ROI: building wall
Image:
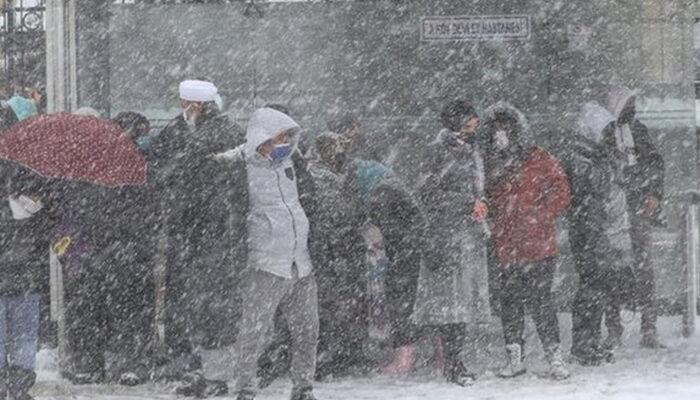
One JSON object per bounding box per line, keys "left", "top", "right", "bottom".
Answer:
{"left": 75, "top": 0, "right": 697, "bottom": 307}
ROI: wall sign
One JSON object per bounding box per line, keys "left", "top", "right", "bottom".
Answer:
{"left": 421, "top": 15, "right": 531, "bottom": 42}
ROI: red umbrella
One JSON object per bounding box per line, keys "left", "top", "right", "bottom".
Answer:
{"left": 0, "top": 112, "right": 146, "bottom": 187}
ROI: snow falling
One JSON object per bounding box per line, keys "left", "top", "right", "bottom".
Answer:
{"left": 0, "top": 0, "right": 698, "bottom": 399}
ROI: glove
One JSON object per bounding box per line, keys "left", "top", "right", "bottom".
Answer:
{"left": 52, "top": 236, "right": 72, "bottom": 257}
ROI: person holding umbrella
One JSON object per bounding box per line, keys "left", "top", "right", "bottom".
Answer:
{"left": 0, "top": 111, "right": 152, "bottom": 386}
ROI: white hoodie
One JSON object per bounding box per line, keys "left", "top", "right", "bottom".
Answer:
{"left": 242, "top": 108, "right": 313, "bottom": 279}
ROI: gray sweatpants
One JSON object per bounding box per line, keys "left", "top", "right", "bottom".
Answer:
{"left": 233, "top": 269, "right": 319, "bottom": 394}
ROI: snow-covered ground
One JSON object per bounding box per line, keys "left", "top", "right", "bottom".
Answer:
{"left": 32, "top": 313, "right": 700, "bottom": 399}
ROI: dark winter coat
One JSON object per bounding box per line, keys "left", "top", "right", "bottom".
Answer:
{"left": 562, "top": 103, "right": 632, "bottom": 265}
{"left": 601, "top": 119, "right": 664, "bottom": 214}
{"left": 0, "top": 197, "right": 54, "bottom": 296}
{"left": 412, "top": 129, "right": 491, "bottom": 325}
{"left": 340, "top": 159, "right": 426, "bottom": 264}
{"left": 151, "top": 109, "right": 245, "bottom": 246}
{"left": 53, "top": 181, "right": 156, "bottom": 267}
{"left": 307, "top": 160, "right": 365, "bottom": 276}
{"left": 307, "top": 159, "right": 367, "bottom": 360}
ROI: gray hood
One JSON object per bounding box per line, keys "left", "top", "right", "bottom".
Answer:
{"left": 245, "top": 107, "right": 302, "bottom": 156}
{"left": 576, "top": 102, "right": 615, "bottom": 144}
{"left": 606, "top": 85, "right": 638, "bottom": 120}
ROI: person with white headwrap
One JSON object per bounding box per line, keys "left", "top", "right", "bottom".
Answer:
{"left": 149, "top": 79, "right": 244, "bottom": 397}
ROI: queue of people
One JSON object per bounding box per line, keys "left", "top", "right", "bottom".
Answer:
{"left": 0, "top": 79, "right": 667, "bottom": 400}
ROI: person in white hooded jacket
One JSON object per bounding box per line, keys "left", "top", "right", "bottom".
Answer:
{"left": 216, "top": 107, "right": 319, "bottom": 400}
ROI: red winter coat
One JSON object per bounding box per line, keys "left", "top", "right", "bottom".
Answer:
{"left": 488, "top": 147, "right": 571, "bottom": 266}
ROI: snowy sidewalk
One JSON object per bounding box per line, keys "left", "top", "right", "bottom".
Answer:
{"left": 32, "top": 314, "right": 700, "bottom": 400}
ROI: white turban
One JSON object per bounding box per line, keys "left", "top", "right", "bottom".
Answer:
{"left": 179, "top": 80, "right": 217, "bottom": 102}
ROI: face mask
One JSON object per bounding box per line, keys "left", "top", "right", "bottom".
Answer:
{"left": 136, "top": 135, "right": 152, "bottom": 151}
{"left": 8, "top": 195, "right": 44, "bottom": 220}
{"left": 183, "top": 104, "right": 197, "bottom": 129}
{"left": 269, "top": 143, "right": 293, "bottom": 162}
{"left": 494, "top": 130, "right": 510, "bottom": 150}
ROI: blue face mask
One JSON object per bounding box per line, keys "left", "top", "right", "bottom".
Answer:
{"left": 136, "top": 135, "right": 152, "bottom": 151}
{"left": 269, "top": 143, "right": 293, "bottom": 161}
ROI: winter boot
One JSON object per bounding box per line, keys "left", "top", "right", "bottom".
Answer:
{"left": 428, "top": 335, "right": 446, "bottom": 372}
{"left": 8, "top": 367, "right": 36, "bottom": 400}
{"left": 640, "top": 332, "right": 667, "bottom": 350}
{"left": 69, "top": 370, "right": 104, "bottom": 385}
{"left": 258, "top": 350, "right": 290, "bottom": 388}
{"left": 175, "top": 372, "right": 204, "bottom": 397}
{"left": 0, "top": 367, "right": 8, "bottom": 400}
{"left": 602, "top": 333, "right": 623, "bottom": 351}
{"left": 175, "top": 372, "right": 228, "bottom": 398}
{"left": 444, "top": 360, "right": 476, "bottom": 387}
{"left": 544, "top": 345, "right": 570, "bottom": 380}
{"left": 381, "top": 345, "right": 416, "bottom": 375}
{"left": 201, "top": 379, "right": 229, "bottom": 398}
{"left": 571, "top": 344, "right": 606, "bottom": 367}
{"left": 236, "top": 390, "right": 256, "bottom": 400}
{"left": 290, "top": 386, "right": 317, "bottom": 400}
{"left": 497, "top": 344, "right": 526, "bottom": 378}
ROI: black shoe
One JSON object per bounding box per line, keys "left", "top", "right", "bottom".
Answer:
{"left": 236, "top": 390, "right": 256, "bottom": 400}
{"left": 640, "top": 333, "right": 667, "bottom": 350}
{"left": 8, "top": 367, "right": 37, "bottom": 400}
{"left": 176, "top": 372, "right": 228, "bottom": 398}
{"left": 69, "top": 370, "right": 105, "bottom": 385}
{"left": 445, "top": 361, "right": 476, "bottom": 387}
{"left": 0, "top": 367, "right": 8, "bottom": 400}
{"left": 571, "top": 351, "right": 602, "bottom": 367}
{"left": 201, "top": 379, "right": 228, "bottom": 398}
{"left": 257, "top": 359, "right": 288, "bottom": 389}
{"left": 175, "top": 373, "right": 204, "bottom": 397}
{"left": 291, "top": 386, "right": 317, "bottom": 400}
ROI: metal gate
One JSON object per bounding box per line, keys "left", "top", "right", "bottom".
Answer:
{"left": 0, "top": 0, "right": 45, "bottom": 98}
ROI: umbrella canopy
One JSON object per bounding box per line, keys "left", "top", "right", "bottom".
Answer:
{"left": 0, "top": 112, "right": 146, "bottom": 187}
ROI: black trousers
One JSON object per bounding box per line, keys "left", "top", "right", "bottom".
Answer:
{"left": 499, "top": 258, "right": 560, "bottom": 349}
{"left": 605, "top": 215, "right": 656, "bottom": 337}
{"left": 624, "top": 215, "right": 658, "bottom": 334}
{"left": 64, "top": 241, "right": 155, "bottom": 377}
{"left": 570, "top": 243, "right": 625, "bottom": 357}
{"left": 315, "top": 255, "right": 369, "bottom": 373}
{"left": 164, "top": 230, "right": 238, "bottom": 358}
{"left": 163, "top": 233, "right": 195, "bottom": 356}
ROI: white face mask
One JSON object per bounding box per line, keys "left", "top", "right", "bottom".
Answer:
{"left": 8, "top": 195, "right": 44, "bottom": 220}
{"left": 183, "top": 104, "right": 197, "bottom": 129}
{"left": 494, "top": 130, "right": 510, "bottom": 150}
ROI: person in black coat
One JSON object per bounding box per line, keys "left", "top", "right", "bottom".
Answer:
{"left": 342, "top": 158, "right": 425, "bottom": 375}
{"left": 149, "top": 80, "right": 244, "bottom": 391}
{"left": 0, "top": 166, "right": 55, "bottom": 400}
{"left": 561, "top": 102, "right": 633, "bottom": 365}
{"left": 57, "top": 178, "right": 157, "bottom": 386}
{"left": 601, "top": 86, "right": 665, "bottom": 349}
